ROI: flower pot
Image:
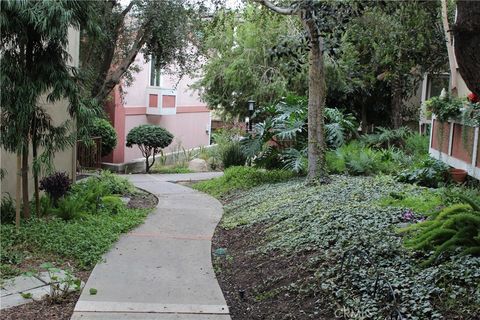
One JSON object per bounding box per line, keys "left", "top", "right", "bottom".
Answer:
{"left": 449, "top": 168, "right": 468, "bottom": 183}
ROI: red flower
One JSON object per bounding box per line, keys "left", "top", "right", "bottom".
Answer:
{"left": 468, "top": 92, "right": 479, "bottom": 103}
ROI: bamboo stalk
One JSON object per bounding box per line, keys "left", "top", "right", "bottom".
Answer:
{"left": 15, "top": 152, "right": 21, "bottom": 229}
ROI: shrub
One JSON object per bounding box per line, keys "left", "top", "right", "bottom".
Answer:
{"left": 71, "top": 171, "right": 134, "bottom": 213}
{"left": 362, "top": 126, "right": 411, "bottom": 149}
{"left": 126, "top": 125, "right": 173, "bottom": 173}
{"left": 51, "top": 196, "right": 83, "bottom": 221}
{"left": 221, "top": 142, "right": 246, "bottom": 168}
{"left": 31, "top": 195, "right": 52, "bottom": 217}
{"left": 396, "top": 157, "right": 449, "bottom": 188}
{"left": 100, "top": 196, "right": 125, "bottom": 215}
{"left": 404, "top": 133, "right": 429, "bottom": 157}
{"left": 326, "top": 141, "right": 400, "bottom": 176}
{"left": 39, "top": 172, "right": 71, "bottom": 205}
{"left": 87, "top": 118, "right": 117, "bottom": 157}
{"left": 400, "top": 194, "right": 480, "bottom": 266}
{"left": 193, "top": 166, "right": 295, "bottom": 197}
{"left": 1, "top": 194, "right": 15, "bottom": 224}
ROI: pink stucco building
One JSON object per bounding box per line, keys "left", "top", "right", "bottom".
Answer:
{"left": 104, "top": 54, "right": 211, "bottom": 164}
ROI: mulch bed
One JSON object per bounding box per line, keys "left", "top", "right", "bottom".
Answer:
{"left": 0, "top": 292, "right": 80, "bottom": 320}
{"left": 212, "top": 223, "right": 333, "bottom": 320}
{"left": 127, "top": 189, "right": 158, "bottom": 209}
{"left": 1, "top": 187, "right": 157, "bottom": 320}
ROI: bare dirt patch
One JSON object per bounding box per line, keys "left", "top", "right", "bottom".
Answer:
{"left": 212, "top": 223, "right": 333, "bottom": 320}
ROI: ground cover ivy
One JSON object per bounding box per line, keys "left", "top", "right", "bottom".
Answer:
{"left": 219, "top": 175, "right": 480, "bottom": 319}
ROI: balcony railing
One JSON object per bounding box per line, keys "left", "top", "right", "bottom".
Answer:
{"left": 429, "top": 115, "right": 480, "bottom": 179}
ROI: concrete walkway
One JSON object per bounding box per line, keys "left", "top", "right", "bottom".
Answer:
{"left": 71, "top": 173, "right": 230, "bottom": 320}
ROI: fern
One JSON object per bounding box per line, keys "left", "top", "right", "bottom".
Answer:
{"left": 401, "top": 195, "right": 480, "bottom": 266}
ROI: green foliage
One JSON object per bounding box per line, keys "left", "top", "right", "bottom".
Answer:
{"left": 126, "top": 125, "right": 173, "bottom": 151}
{"left": 193, "top": 166, "right": 295, "bottom": 198}
{"left": 379, "top": 190, "right": 443, "bottom": 215}
{"left": 326, "top": 141, "right": 400, "bottom": 176}
{"left": 87, "top": 118, "right": 117, "bottom": 156}
{"left": 397, "top": 157, "right": 449, "bottom": 188}
{"left": 71, "top": 171, "right": 134, "bottom": 213}
{"left": 81, "top": 0, "right": 205, "bottom": 103}
{"left": 151, "top": 165, "right": 193, "bottom": 174}
{"left": 0, "top": 0, "right": 95, "bottom": 175}
{"left": 425, "top": 95, "right": 464, "bottom": 122}
{"left": 1, "top": 209, "right": 148, "bottom": 268}
{"left": 242, "top": 95, "right": 357, "bottom": 173}
{"left": 211, "top": 127, "right": 245, "bottom": 169}
{"left": 195, "top": 5, "right": 307, "bottom": 116}
{"left": 218, "top": 175, "right": 480, "bottom": 318}
{"left": 100, "top": 196, "right": 125, "bottom": 215}
{"left": 324, "top": 108, "right": 358, "bottom": 149}
{"left": 1, "top": 194, "right": 15, "bottom": 224}
{"left": 338, "top": 1, "right": 446, "bottom": 125}
{"left": 404, "top": 133, "right": 429, "bottom": 157}
{"left": 362, "top": 127, "right": 411, "bottom": 149}
{"left": 51, "top": 196, "right": 83, "bottom": 221}
{"left": 126, "top": 125, "right": 173, "bottom": 173}
{"left": 39, "top": 262, "right": 82, "bottom": 301}
{"left": 400, "top": 194, "right": 480, "bottom": 266}
{"left": 1, "top": 171, "right": 147, "bottom": 274}
{"left": 221, "top": 142, "right": 246, "bottom": 169}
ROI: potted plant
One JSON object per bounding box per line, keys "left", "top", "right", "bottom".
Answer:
{"left": 425, "top": 90, "right": 463, "bottom": 122}
{"left": 449, "top": 168, "right": 468, "bottom": 183}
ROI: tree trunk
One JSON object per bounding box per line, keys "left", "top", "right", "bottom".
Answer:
{"left": 441, "top": 0, "right": 458, "bottom": 96}
{"left": 32, "top": 137, "right": 40, "bottom": 216}
{"left": 361, "top": 104, "right": 367, "bottom": 133}
{"left": 145, "top": 155, "right": 150, "bottom": 173}
{"left": 21, "top": 145, "right": 30, "bottom": 219}
{"left": 391, "top": 80, "right": 403, "bottom": 129}
{"left": 16, "top": 153, "right": 22, "bottom": 229}
{"left": 454, "top": 1, "right": 480, "bottom": 96}
{"left": 303, "top": 16, "right": 328, "bottom": 184}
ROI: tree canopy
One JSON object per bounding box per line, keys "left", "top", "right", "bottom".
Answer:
{"left": 80, "top": 0, "right": 207, "bottom": 104}
{"left": 0, "top": 0, "right": 95, "bottom": 220}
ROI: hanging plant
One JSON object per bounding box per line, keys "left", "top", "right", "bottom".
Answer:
{"left": 425, "top": 93, "right": 463, "bottom": 123}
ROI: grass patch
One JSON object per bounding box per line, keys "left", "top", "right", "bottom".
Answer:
{"left": 192, "top": 166, "right": 295, "bottom": 198}
{"left": 150, "top": 165, "right": 193, "bottom": 174}
{"left": 378, "top": 189, "right": 443, "bottom": 215}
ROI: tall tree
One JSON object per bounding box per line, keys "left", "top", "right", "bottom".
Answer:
{"left": 453, "top": 0, "right": 480, "bottom": 96}
{"left": 80, "top": 0, "right": 206, "bottom": 104}
{"left": 254, "top": 0, "right": 361, "bottom": 183}
{"left": 0, "top": 0, "right": 92, "bottom": 219}
{"left": 194, "top": 6, "right": 308, "bottom": 117}
{"left": 338, "top": 1, "right": 447, "bottom": 128}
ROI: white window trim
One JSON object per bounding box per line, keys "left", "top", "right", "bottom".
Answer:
{"left": 148, "top": 55, "right": 163, "bottom": 88}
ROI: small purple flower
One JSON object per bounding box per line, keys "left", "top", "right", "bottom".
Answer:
{"left": 400, "top": 209, "right": 426, "bottom": 223}
{"left": 401, "top": 209, "right": 416, "bottom": 222}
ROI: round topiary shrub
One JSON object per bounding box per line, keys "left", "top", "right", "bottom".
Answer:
{"left": 126, "top": 125, "right": 174, "bottom": 173}
{"left": 88, "top": 118, "right": 117, "bottom": 157}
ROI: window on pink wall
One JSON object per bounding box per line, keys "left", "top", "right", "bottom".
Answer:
{"left": 149, "top": 94, "right": 158, "bottom": 108}
{"left": 162, "top": 95, "right": 176, "bottom": 108}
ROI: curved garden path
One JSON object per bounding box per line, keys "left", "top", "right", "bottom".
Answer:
{"left": 71, "top": 172, "right": 230, "bottom": 320}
